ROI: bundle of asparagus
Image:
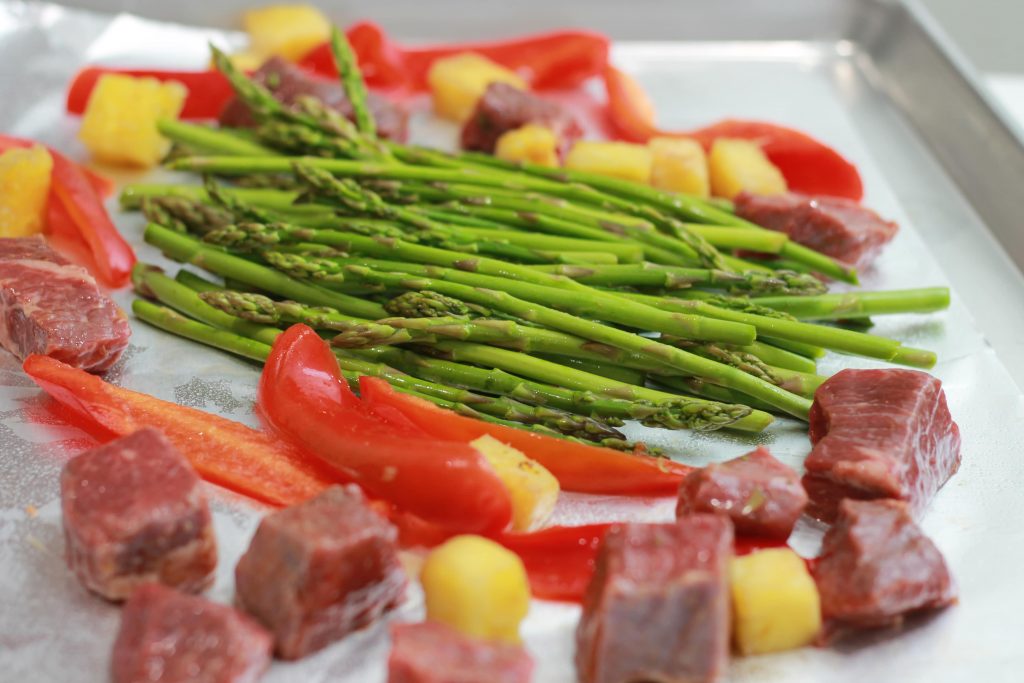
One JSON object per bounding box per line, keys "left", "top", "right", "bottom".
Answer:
{"left": 124, "top": 29, "right": 951, "bottom": 453}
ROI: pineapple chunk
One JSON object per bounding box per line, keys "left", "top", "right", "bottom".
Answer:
{"left": 427, "top": 53, "right": 526, "bottom": 123}
{"left": 471, "top": 434, "right": 559, "bottom": 531}
{"left": 708, "top": 138, "right": 787, "bottom": 199}
{"left": 730, "top": 548, "right": 821, "bottom": 655}
{"left": 78, "top": 74, "right": 187, "bottom": 169}
{"left": 421, "top": 535, "right": 530, "bottom": 643}
{"left": 0, "top": 146, "right": 53, "bottom": 237}
{"left": 565, "top": 141, "right": 652, "bottom": 184}
{"left": 648, "top": 136, "right": 710, "bottom": 197}
{"left": 494, "top": 124, "right": 560, "bottom": 168}
{"left": 243, "top": 4, "right": 331, "bottom": 61}
{"left": 216, "top": 49, "right": 267, "bottom": 72}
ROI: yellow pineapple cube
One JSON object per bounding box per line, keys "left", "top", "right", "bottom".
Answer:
{"left": 471, "top": 434, "right": 559, "bottom": 531}
{"left": 494, "top": 124, "right": 560, "bottom": 168}
{"left": 243, "top": 4, "right": 331, "bottom": 61}
{"left": 730, "top": 548, "right": 821, "bottom": 655}
{"left": 420, "top": 535, "right": 530, "bottom": 643}
{"left": 78, "top": 74, "right": 187, "bottom": 169}
{"left": 0, "top": 146, "right": 53, "bottom": 237}
{"left": 216, "top": 49, "right": 267, "bottom": 72}
{"left": 565, "top": 141, "right": 652, "bottom": 184}
{"left": 708, "top": 138, "right": 787, "bottom": 199}
{"left": 648, "top": 136, "right": 710, "bottom": 197}
{"left": 427, "top": 52, "right": 526, "bottom": 123}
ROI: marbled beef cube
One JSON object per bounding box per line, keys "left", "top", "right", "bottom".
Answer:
{"left": 460, "top": 82, "right": 583, "bottom": 154}
{"left": 112, "top": 582, "right": 272, "bottom": 683}
{"left": 735, "top": 191, "right": 898, "bottom": 271}
{"left": 575, "top": 515, "right": 733, "bottom": 683}
{"left": 803, "top": 368, "right": 961, "bottom": 521}
{"left": 677, "top": 446, "right": 807, "bottom": 539}
{"left": 235, "top": 484, "right": 406, "bottom": 659}
{"left": 388, "top": 621, "right": 534, "bottom": 683}
{"left": 813, "top": 499, "right": 956, "bottom": 641}
{"left": 60, "top": 428, "right": 217, "bottom": 601}
{"left": 219, "top": 57, "right": 408, "bottom": 141}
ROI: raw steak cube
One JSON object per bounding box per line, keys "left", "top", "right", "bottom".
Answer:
{"left": 813, "top": 499, "right": 956, "bottom": 640}
{"left": 235, "top": 484, "right": 407, "bottom": 659}
{"left": 803, "top": 368, "right": 961, "bottom": 521}
{"left": 60, "top": 427, "right": 217, "bottom": 601}
{"left": 0, "top": 236, "right": 130, "bottom": 372}
{"left": 575, "top": 515, "right": 733, "bottom": 683}
{"left": 461, "top": 82, "right": 583, "bottom": 154}
{"left": 387, "top": 621, "right": 534, "bottom": 683}
{"left": 219, "top": 57, "right": 408, "bottom": 141}
{"left": 112, "top": 583, "right": 272, "bottom": 683}
{"left": 735, "top": 191, "right": 898, "bottom": 271}
{"left": 677, "top": 446, "right": 807, "bottom": 539}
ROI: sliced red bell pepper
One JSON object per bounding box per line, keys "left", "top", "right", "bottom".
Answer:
{"left": 602, "top": 66, "right": 864, "bottom": 200}
{"left": 22, "top": 354, "right": 337, "bottom": 507}
{"left": 258, "top": 324, "right": 513, "bottom": 534}
{"left": 357, "top": 376, "right": 691, "bottom": 495}
{"left": 66, "top": 67, "right": 235, "bottom": 120}
{"left": 500, "top": 523, "right": 611, "bottom": 602}
{"left": 298, "top": 21, "right": 610, "bottom": 92}
{"left": 0, "top": 134, "right": 134, "bottom": 286}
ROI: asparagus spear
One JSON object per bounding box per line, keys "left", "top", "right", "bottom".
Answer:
{"left": 262, "top": 250, "right": 757, "bottom": 345}
{"left": 752, "top": 288, "right": 951, "bottom": 320}
{"left": 329, "top": 27, "right": 376, "bottom": 138}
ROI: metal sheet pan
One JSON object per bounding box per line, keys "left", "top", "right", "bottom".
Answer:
{"left": 2, "top": 1, "right": 1023, "bottom": 681}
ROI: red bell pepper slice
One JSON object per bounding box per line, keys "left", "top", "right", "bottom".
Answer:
{"left": 357, "top": 376, "right": 691, "bottom": 495}
{"left": 602, "top": 66, "right": 864, "bottom": 200}
{"left": 500, "top": 523, "right": 611, "bottom": 602}
{"left": 66, "top": 67, "right": 235, "bottom": 120}
{"left": 298, "top": 21, "right": 610, "bottom": 92}
{"left": 258, "top": 324, "right": 513, "bottom": 534}
{"left": 22, "top": 354, "right": 337, "bottom": 507}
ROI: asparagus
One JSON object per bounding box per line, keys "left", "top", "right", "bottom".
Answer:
{"left": 682, "top": 224, "right": 789, "bottom": 254}
{"left": 144, "top": 223, "right": 387, "bottom": 320}
{"left": 530, "top": 263, "right": 827, "bottom": 296}
{"left": 330, "top": 28, "right": 376, "bottom": 138}
{"left": 339, "top": 264, "right": 810, "bottom": 418}
{"left": 752, "top": 288, "right": 951, "bottom": 320}
{"left": 156, "top": 119, "right": 276, "bottom": 156}
{"left": 263, "top": 251, "right": 757, "bottom": 345}
{"left": 195, "top": 290, "right": 770, "bottom": 432}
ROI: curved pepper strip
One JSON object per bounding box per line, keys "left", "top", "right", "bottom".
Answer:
{"left": 22, "top": 355, "right": 336, "bottom": 507}
{"left": 357, "top": 376, "right": 691, "bottom": 495}
{"left": 258, "top": 324, "right": 514, "bottom": 534}
{"left": 602, "top": 66, "right": 864, "bottom": 200}
{"left": 66, "top": 67, "right": 235, "bottom": 120}
{"left": 298, "top": 21, "right": 610, "bottom": 91}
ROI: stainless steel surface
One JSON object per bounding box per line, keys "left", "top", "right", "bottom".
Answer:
{"left": 2, "top": 1, "right": 1024, "bottom": 681}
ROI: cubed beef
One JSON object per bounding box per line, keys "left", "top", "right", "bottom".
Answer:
{"left": 60, "top": 428, "right": 217, "bottom": 601}
{"left": 575, "top": 515, "right": 733, "bottom": 683}
{"left": 112, "top": 583, "right": 272, "bottom": 683}
{"left": 803, "top": 368, "right": 961, "bottom": 521}
{"left": 460, "top": 82, "right": 583, "bottom": 154}
{"left": 813, "top": 499, "right": 956, "bottom": 640}
{"left": 219, "top": 56, "right": 408, "bottom": 141}
{"left": 677, "top": 446, "right": 807, "bottom": 539}
{"left": 1, "top": 236, "right": 130, "bottom": 372}
{"left": 388, "top": 621, "right": 534, "bottom": 683}
{"left": 735, "top": 192, "right": 898, "bottom": 271}
{"left": 235, "top": 484, "right": 406, "bottom": 659}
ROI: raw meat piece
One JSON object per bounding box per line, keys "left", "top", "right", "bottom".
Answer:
{"left": 219, "top": 56, "right": 408, "bottom": 141}
{"left": 575, "top": 515, "right": 733, "bottom": 683}
{"left": 735, "top": 191, "right": 898, "bottom": 270}
{"left": 387, "top": 621, "right": 534, "bottom": 683}
{"left": 813, "top": 499, "right": 956, "bottom": 639}
{"left": 235, "top": 484, "right": 407, "bottom": 659}
{"left": 804, "top": 368, "right": 961, "bottom": 521}
{"left": 60, "top": 427, "right": 217, "bottom": 601}
{"left": 460, "top": 82, "right": 583, "bottom": 154}
{"left": 112, "top": 582, "right": 272, "bottom": 683}
{"left": 677, "top": 446, "right": 807, "bottom": 539}
{"left": 0, "top": 236, "right": 130, "bottom": 372}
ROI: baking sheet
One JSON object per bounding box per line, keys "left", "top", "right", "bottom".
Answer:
{"left": 2, "top": 3, "right": 1024, "bottom": 682}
